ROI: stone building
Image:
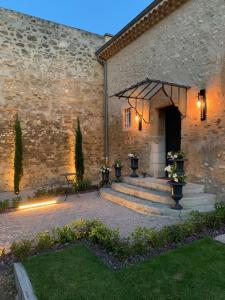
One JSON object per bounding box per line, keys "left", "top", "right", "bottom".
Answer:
{"left": 0, "top": 0, "right": 225, "bottom": 200}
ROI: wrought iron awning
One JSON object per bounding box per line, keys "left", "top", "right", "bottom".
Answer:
{"left": 111, "top": 78, "right": 190, "bottom": 124}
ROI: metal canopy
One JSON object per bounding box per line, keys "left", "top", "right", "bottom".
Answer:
{"left": 111, "top": 78, "right": 190, "bottom": 124}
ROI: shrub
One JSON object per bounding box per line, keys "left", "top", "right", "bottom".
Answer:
{"left": 35, "top": 231, "right": 54, "bottom": 251}
{"left": 113, "top": 237, "right": 131, "bottom": 260}
{"left": 88, "top": 221, "right": 121, "bottom": 251}
{"left": 11, "top": 239, "right": 32, "bottom": 260}
{"left": 69, "top": 219, "right": 90, "bottom": 239}
{"left": 12, "top": 197, "right": 21, "bottom": 209}
{"left": 14, "top": 114, "right": 23, "bottom": 194}
{"left": 52, "top": 226, "right": 75, "bottom": 244}
{"left": 190, "top": 211, "right": 206, "bottom": 233}
{"left": 0, "top": 200, "right": 9, "bottom": 212}
{"left": 215, "top": 202, "right": 225, "bottom": 225}
{"left": 75, "top": 118, "right": 84, "bottom": 183}
{"left": 74, "top": 179, "right": 92, "bottom": 192}
{"left": 33, "top": 186, "right": 69, "bottom": 199}
{"left": 159, "top": 224, "right": 192, "bottom": 244}
{"left": 131, "top": 227, "right": 152, "bottom": 253}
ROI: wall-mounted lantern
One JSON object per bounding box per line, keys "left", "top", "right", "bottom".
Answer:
{"left": 197, "top": 89, "right": 207, "bottom": 121}
{"left": 135, "top": 113, "right": 142, "bottom": 131}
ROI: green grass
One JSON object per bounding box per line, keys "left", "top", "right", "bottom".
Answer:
{"left": 24, "top": 238, "right": 225, "bottom": 300}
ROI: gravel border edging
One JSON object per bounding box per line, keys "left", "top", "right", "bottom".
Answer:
{"left": 14, "top": 263, "right": 37, "bottom": 300}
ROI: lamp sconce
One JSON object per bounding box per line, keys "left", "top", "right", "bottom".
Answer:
{"left": 135, "top": 113, "right": 142, "bottom": 131}
{"left": 197, "top": 89, "right": 207, "bottom": 121}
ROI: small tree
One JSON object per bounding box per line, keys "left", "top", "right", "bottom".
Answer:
{"left": 14, "top": 114, "right": 23, "bottom": 194}
{"left": 75, "top": 118, "right": 84, "bottom": 183}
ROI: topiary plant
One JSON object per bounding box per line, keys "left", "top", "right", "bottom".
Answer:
{"left": 75, "top": 118, "right": 84, "bottom": 183}
{"left": 14, "top": 114, "right": 23, "bottom": 194}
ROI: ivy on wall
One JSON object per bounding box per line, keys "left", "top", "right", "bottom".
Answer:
{"left": 14, "top": 114, "right": 23, "bottom": 194}
{"left": 75, "top": 118, "right": 84, "bottom": 183}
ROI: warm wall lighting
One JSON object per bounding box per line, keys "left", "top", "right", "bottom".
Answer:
{"left": 18, "top": 200, "right": 57, "bottom": 210}
{"left": 197, "top": 89, "right": 207, "bottom": 121}
{"left": 135, "top": 113, "right": 142, "bottom": 131}
{"left": 135, "top": 114, "right": 139, "bottom": 122}
{"left": 197, "top": 98, "right": 202, "bottom": 109}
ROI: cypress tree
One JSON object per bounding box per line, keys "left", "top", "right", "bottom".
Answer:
{"left": 75, "top": 118, "right": 84, "bottom": 183}
{"left": 14, "top": 115, "right": 23, "bottom": 194}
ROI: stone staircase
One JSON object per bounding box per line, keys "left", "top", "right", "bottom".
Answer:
{"left": 100, "top": 177, "right": 216, "bottom": 217}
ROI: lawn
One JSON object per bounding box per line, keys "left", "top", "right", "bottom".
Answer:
{"left": 24, "top": 238, "right": 225, "bottom": 300}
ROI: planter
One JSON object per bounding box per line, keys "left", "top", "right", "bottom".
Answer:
{"left": 101, "top": 170, "right": 110, "bottom": 188}
{"left": 114, "top": 166, "right": 122, "bottom": 182}
{"left": 168, "top": 159, "right": 186, "bottom": 176}
{"left": 130, "top": 158, "right": 139, "bottom": 178}
{"left": 169, "top": 182, "right": 186, "bottom": 210}
{"left": 174, "top": 159, "right": 186, "bottom": 176}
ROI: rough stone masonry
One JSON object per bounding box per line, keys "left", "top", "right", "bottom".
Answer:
{"left": 106, "top": 0, "right": 225, "bottom": 200}
{"left": 0, "top": 8, "right": 106, "bottom": 191}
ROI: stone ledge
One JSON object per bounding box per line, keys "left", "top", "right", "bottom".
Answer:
{"left": 215, "top": 234, "right": 225, "bottom": 244}
{"left": 14, "top": 263, "right": 38, "bottom": 300}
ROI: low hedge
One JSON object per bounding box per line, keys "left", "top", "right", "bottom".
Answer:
{"left": 0, "top": 197, "right": 21, "bottom": 213}
{"left": 8, "top": 202, "right": 225, "bottom": 261}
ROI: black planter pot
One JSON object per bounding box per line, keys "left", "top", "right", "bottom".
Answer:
{"left": 167, "top": 158, "right": 185, "bottom": 176}
{"left": 169, "top": 182, "right": 185, "bottom": 210}
{"left": 114, "top": 166, "right": 122, "bottom": 182}
{"left": 130, "top": 158, "right": 139, "bottom": 178}
{"left": 101, "top": 170, "right": 110, "bottom": 188}
{"left": 174, "top": 159, "right": 185, "bottom": 176}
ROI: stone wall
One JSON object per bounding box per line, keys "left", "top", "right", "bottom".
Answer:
{"left": 0, "top": 8, "right": 106, "bottom": 191}
{"left": 106, "top": 0, "right": 225, "bottom": 198}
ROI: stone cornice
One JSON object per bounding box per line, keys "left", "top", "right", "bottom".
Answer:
{"left": 96, "top": 0, "right": 190, "bottom": 60}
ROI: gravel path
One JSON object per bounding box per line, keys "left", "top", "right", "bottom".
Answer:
{"left": 0, "top": 191, "right": 179, "bottom": 249}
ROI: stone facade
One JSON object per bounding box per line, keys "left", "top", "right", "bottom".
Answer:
{"left": 0, "top": 8, "right": 105, "bottom": 191}
{"left": 106, "top": 0, "right": 225, "bottom": 199}
{"left": 1, "top": 0, "right": 225, "bottom": 199}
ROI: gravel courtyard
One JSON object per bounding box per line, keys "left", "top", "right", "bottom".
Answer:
{"left": 0, "top": 191, "right": 180, "bottom": 249}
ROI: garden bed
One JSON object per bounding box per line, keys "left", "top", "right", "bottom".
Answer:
{"left": 0, "top": 201, "right": 225, "bottom": 298}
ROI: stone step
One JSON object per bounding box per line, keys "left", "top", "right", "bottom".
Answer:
{"left": 189, "top": 204, "right": 215, "bottom": 213}
{"left": 112, "top": 182, "right": 174, "bottom": 206}
{"left": 123, "top": 176, "right": 205, "bottom": 195}
{"left": 112, "top": 182, "right": 216, "bottom": 208}
{"left": 181, "top": 194, "right": 216, "bottom": 208}
{"left": 100, "top": 188, "right": 216, "bottom": 217}
{"left": 100, "top": 188, "right": 180, "bottom": 217}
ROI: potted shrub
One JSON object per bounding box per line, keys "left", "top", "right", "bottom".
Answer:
{"left": 100, "top": 166, "right": 111, "bottom": 188}
{"left": 167, "top": 151, "right": 186, "bottom": 176}
{"left": 165, "top": 164, "right": 186, "bottom": 210}
{"left": 113, "top": 160, "right": 122, "bottom": 182}
{"left": 128, "top": 153, "right": 139, "bottom": 178}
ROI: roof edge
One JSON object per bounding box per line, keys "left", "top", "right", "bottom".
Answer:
{"left": 96, "top": 0, "right": 190, "bottom": 60}
{"left": 96, "top": 0, "right": 163, "bottom": 56}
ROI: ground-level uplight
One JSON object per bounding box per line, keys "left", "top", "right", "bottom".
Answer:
{"left": 18, "top": 200, "right": 57, "bottom": 210}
